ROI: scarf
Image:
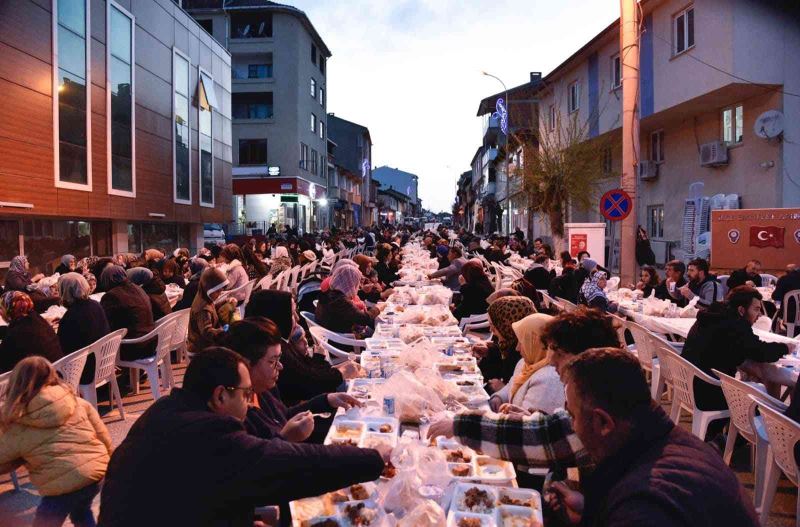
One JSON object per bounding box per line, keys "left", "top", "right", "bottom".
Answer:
{"left": 1, "top": 291, "right": 34, "bottom": 322}
{"left": 580, "top": 272, "right": 607, "bottom": 304}
{"left": 487, "top": 296, "right": 536, "bottom": 353}
{"left": 509, "top": 313, "right": 554, "bottom": 401}
{"left": 127, "top": 267, "right": 154, "bottom": 286}
{"left": 61, "top": 254, "right": 75, "bottom": 267}
{"left": 330, "top": 265, "right": 362, "bottom": 299}
{"left": 57, "top": 272, "right": 90, "bottom": 307}
{"left": 9, "top": 256, "right": 29, "bottom": 276}
{"left": 100, "top": 265, "right": 128, "bottom": 291}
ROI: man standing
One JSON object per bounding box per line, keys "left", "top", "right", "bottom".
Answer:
{"left": 675, "top": 258, "right": 722, "bottom": 308}
{"left": 654, "top": 259, "right": 688, "bottom": 306}
{"left": 547, "top": 348, "right": 759, "bottom": 527}
{"left": 428, "top": 247, "right": 467, "bottom": 291}
{"left": 726, "top": 259, "right": 763, "bottom": 290}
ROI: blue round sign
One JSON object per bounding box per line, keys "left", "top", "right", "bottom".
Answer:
{"left": 600, "top": 189, "right": 632, "bottom": 221}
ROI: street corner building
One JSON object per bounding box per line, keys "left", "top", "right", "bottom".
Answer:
{"left": 0, "top": 0, "right": 233, "bottom": 278}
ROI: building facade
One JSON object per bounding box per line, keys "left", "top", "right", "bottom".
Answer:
{"left": 377, "top": 187, "right": 412, "bottom": 225}
{"left": 371, "top": 166, "right": 421, "bottom": 219}
{"left": 327, "top": 114, "right": 373, "bottom": 228}
{"left": 0, "top": 0, "right": 232, "bottom": 278}
{"left": 184, "top": 0, "right": 330, "bottom": 234}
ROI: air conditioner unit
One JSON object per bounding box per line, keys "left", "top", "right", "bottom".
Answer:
{"left": 699, "top": 141, "right": 729, "bottom": 167}
{"left": 638, "top": 161, "right": 658, "bottom": 180}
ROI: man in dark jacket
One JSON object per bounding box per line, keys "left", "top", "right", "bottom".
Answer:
{"left": 774, "top": 265, "right": 800, "bottom": 335}
{"left": 654, "top": 259, "right": 688, "bottom": 306}
{"left": 726, "top": 259, "right": 763, "bottom": 290}
{"left": 98, "top": 347, "right": 385, "bottom": 527}
{"left": 546, "top": 348, "right": 759, "bottom": 527}
{"left": 549, "top": 260, "right": 580, "bottom": 305}
{"left": 675, "top": 258, "right": 722, "bottom": 308}
{"left": 681, "top": 286, "right": 788, "bottom": 411}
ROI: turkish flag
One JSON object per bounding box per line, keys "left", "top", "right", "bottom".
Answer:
{"left": 749, "top": 226, "right": 785, "bottom": 248}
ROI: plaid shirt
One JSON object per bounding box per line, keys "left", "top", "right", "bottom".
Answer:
{"left": 453, "top": 409, "right": 591, "bottom": 469}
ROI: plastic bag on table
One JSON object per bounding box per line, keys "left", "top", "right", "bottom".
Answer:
{"left": 414, "top": 367, "right": 468, "bottom": 403}
{"left": 679, "top": 296, "right": 700, "bottom": 318}
{"left": 753, "top": 315, "right": 772, "bottom": 333}
{"left": 397, "top": 500, "right": 446, "bottom": 527}
{"left": 398, "top": 342, "right": 439, "bottom": 372}
{"left": 372, "top": 370, "right": 445, "bottom": 424}
{"left": 382, "top": 457, "right": 423, "bottom": 515}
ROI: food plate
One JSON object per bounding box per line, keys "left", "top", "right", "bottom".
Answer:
{"left": 451, "top": 483, "right": 499, "bottom": 514}
{"left": 364, "top": 337, "right": 405, "bottom": 350}
{"left": 448, "top": 484, "right": 542, "bottom": 527}
{"left": 324, "top": 421, "right": 365, "bottom": 447}
{"left": 447, "top": 511, "right": 497, "bottom": 527}
{"left": 329, "top": 482, "right": 378, "bottom": 504}
{"left": 472, "top": 456, "right": 516, "bottom": 482}
{"left": 290, "top": 495, "right": 336, "bottom": 527}
{"left": 336, "top": 499, "right": 383, "bottom": 527}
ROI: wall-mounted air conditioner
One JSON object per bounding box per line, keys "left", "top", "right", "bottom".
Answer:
{"left": 638, "top": 161, "right": 658, "bottom": 180}
{"left": 700, "top": 141, "right": 728, "bottom": 167}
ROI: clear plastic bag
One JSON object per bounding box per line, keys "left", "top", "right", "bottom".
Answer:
{"left": 397, "top": 500, "right": 446, "bottom": 527}
{"left": 371, "top": 370, "right": 445, "bottom": 423}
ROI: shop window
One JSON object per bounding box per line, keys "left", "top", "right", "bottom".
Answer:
{"left": 0, "top": 220, "right": 21, "bottom": 283}
{"left": 22, "top": 220, "right": 91, "bottom": 274}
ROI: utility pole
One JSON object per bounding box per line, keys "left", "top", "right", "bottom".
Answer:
{"left": 620, "top": 0, "right": 640, "bottom": 285}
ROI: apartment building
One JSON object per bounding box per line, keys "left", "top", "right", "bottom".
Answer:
{"left": 327, "top": 115, "right": 374, "bottom": 228}
{"left": 372, "top": 166, "right": 421, "bottom": 219}
{"left": 532, "top": 0, "right": 799, "bottom": 263}
{"left": 0, "top": 0, "right": 232, "bottom": 277}
{"left": 184, "top": 0, "right": 330, "bottom": 234}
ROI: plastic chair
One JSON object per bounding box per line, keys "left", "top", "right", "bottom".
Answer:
{"left": 555, "top": 297, "right": 577, "bottom": 313}
{"left": 717, "top": 275, "right": 730, "bottom": 297}
{"left": 52, "top": 348, "right": 90, "bottom": 393}
{"left": 0, "top": 371, "right": 21, "bottom": 491}
{"left": 308, "top": 325, "right": 366, "bottom": 365}
{"left": 255, "top": 274, "right": 273, "bottom": 291}
{"left": 156, "top": 308, "right": 191, "bottom": 364}
{"left": 657, "top": 347, "right": 730, "bottom": 439}
{"left": 300, "top": 311, "right": 320, "bottom": 330}
{"left": 459, "top": 312, "right": 488, "bottom": 332}
{"left": 752, "top": 397, "right": 800, "bottom": 526}
{"left": 782, "top": 290, "right": 800, "bottom": 338}
{"left": 78, "top": 328, "right": 128, "bottom": 419}
{"left": 117, "top": 318, "right": 178, "bottom": 401}
{"left": 760, "top": 274, "right": 778, "bottom": 287}
{"left": 538, "top": 290, "right": 558, "bottom": 310}
{"left": 627, "top": 321, "right": 665, "bottom": 400}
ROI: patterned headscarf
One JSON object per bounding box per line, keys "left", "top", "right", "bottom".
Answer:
{"left": 330, "top": 265, "right": 362, "bottom": 299}
{"left": 487, "top": 296, "right": 536, "bottom": 352}
{"left": 509, "top": 313, "right": 554, "bottom": 401}
{"left": 1, "top": 291, "right": 34, "bottom": 322}
{"left": 580, "top": 272, "right": 607, "bottom": 304}
{"left": 100, "top": 265, "right": 128, "bottom": 291}
{"left": 9, "top": 256, "right": 28, "bottom": 275}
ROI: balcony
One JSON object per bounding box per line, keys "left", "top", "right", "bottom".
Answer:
{"left": 483, "top": 114, "right": 500, "bottom": 145}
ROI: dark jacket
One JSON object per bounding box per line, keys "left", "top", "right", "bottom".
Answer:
{"left": 549, "top": 269, "right": 580, "bottom": 305}
{"left": 453, "top": 282, "right": 492, "bottom": 321}
{"left": 277, "top": 340, "right": 344, "bottom": 408}
{"left": 98, "top": 388, "right": 384, "bottom": 527}
{"left": 375, "top": 261, "right": 399, "bottom": 288}
{"left": 653, "top": 276, "right": 688, "bottom": 306}
{"left": 244, "top": 389, "right": 333, "bottom": 441}
{"left": 315, "top": 289, "right": 374, "bottom": 334}
{"left": 188, "top": 296, "right": 225, "bottom": 356}
{"left": 101, "top": 282, "right": 157, "bottom": 361}
{"left": 174, "top": 275, "right": 200, "bottom": 311}
{"left": 477, "top": 339, "right": 520, "bottom": 389}
{"left": 774, "top": 269, "right": 800, "bottom": 332}
{"left": 581, "top": 404, "right": 758, "bottom": 527}
{"left": 141, "top": 276, "right": 172, "bottom": 321}
{"left": 0, "top": 312, "right": 63, "bottom": 374}
{"left": 54, "top": 263, "right": 73, "bottom": 275}
{"left": 524, "top": 266, "right": 555, "bottom": 291}
{"left": 681, "top": 308, "right": 787, "bottom": 410}
{"left": 726, "top": 269, "right": 762, "bottom": 290}
{"left": 57, "top": 298, "right": 111, "bottom": 384}
{"left": 3, "top": 269, "right": 32, "bottom": 292}
{"left": 162, "top": 274, "right": 186, "bottom": 289}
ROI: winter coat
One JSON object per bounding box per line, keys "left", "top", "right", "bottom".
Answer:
{"left": 225, "top": 260, "right": 250, "bottom": 303}
{"left": 549, "top": 269, "right": 580, "bottom": 305}
{"left": 100, "top": 282, "right": 157, "bottom": 361}
{"left": 375, "top": 261, "right": 399, "bottom": 288}
{"left": 277, "top": 339, "right": 344, "bottom": 408}
{"left": 174, "top": 275, "right": 200, "bottom": 311}
{"left": 682, "top": 308, "right": 788, "bottom": 410}
{"left": 453, "top": 282, "right": 492, "bottom": 321}
{"left": 0, "top": 312, "right": 63, "bottom": 374}
{"left": 0, "top": 384, "right": 112, "bottom": 496}
{"left": 315, "top": 289, "right": 374, "bottom": 334}
{"left": 141, "top": 276, "right": 172, "bottom": 321}
{"left": 58, "top": 298, "right": 110, "bottom": 384}
{"left": 244, "top": 389, "right": 333, "bottom": 442}
{"left": 726, "top": 269, "right": 763, "bottom": 290}
{"left": 188, "top": 296, "right": 225, "bottom": 355}
{"left": 654, "top": 276, "right": 688, "bottom": 306}
{"left": 581, "top": 404, "right": 758, "bottom": 527}
{"left": 97, "top": 388, "right": 384, "bottom": 527}
{"left": 492, "top": 362, "right": 564, "bottom": 414}
{"left": 428, "top": 257, "right": 467, "bottom": 291}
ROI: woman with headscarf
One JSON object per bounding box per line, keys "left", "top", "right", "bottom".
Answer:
{"left": 4, "top": 256, "right": 45, "bottom": 294}
{"left": 245, "top": 290, "right": 361, "bottom": 407}
{"left": 487, "top": 313, "right": 563, "bottom": 414}
{"left": 54, "top": 254, "right": 77, "bottom": 276}
{"left": 578, "top": 271, "right": 618, "bottom": 313}
{"left": 174, "top": 257, "right": 208, "bottom": 311}
{"left": 353, "top": 254, "right": 383, "bottom": 303}
{"left": 473, "top": 296, "right": 536, "bottom": 394}
{"left": 374, "top": 243, "right": 399, "bottom": 288}
{"left": 241, "top": 244, "right": 268, "bottom": 281}
{"left": 452, "top": 259, "right": 495, "bottom": 321}
{"left": 100, "top": 265, "right": 157, "bottom": 361}
{"left": 160, "top": 259, "right": 186, "bottom": 289}
{"left": 187, "top": 268, "right": 232, "bottom": 356}
{"left": 268, "top": 246, "right": 293, "bottom": 278}
{"left": 315, "top": 265, "right": 375, "bottom": 334}
{"left": 127, "top": 267, "right": 172, "bottom": 321}
{"left": 57, "top": 273, "right": 110, "bottom": 385}
{"left": 217, "top": 244, "right": 250, "bottom": 304}
{"left": 0, "top": 291, "right": 62, "bottom": 373}
{"left": 435, "top": 245, "right": 450, "bottom": 270}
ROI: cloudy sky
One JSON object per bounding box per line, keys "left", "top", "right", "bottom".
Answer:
{"left": 291, "top": 0, "right": 619, "bottom": 213}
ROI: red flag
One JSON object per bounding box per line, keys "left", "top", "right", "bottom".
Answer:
{"left": 749, "top": 226, "right": 785, "bottom": 248}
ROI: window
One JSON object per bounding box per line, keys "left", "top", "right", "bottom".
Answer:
{"left": 548, "top": 104, "right": 556, "bottom": 131}
{"left": 611, "top": 53, "right": 621, "bottom": 89}
{"left": 603, "top": 147, "right": 612, "bottom": 175}
{"left": 54, "top": 0, "right": 91, "bottom": 190}
{"left": 198, "top": 68, "right": 216, "bottom": 206}
{"left": 248, "top": 64, "right": 273, "bottom": 79}
{"left": 673, "top": 6, "right": 695, "bottom": 55}
{"left": 310, "top": 113, "right": 317, "bottom": 133}
{"left": 173, "top": 49, "right": 191, "bottom": 203}
{"left": 310, "top": 78, "right": 316, "bottom": 98}
{"left": 319, "top": 86, "right": 324, "bottom": 106}
{"left": 647, "top": 205, "right": 665, "bottom": 238}
{"left": 319, "top": 56, "right": 326, "bottom": 75}
{"left": 232, "top": 92, "right": 273, "bottom": 119}
{"left": 310, "top": 149, "right": 318, "bottom": 175}
{"left": 319, "top": 120, "right": 325, "bottom": 140}
{"left": 300, "top": 143, "right": 309, "bottom": 170}
{"left": 198, "top": 19, "right": 213, "bottom": 35}
{"left": 108, "top": 2, "right": 134, "bottom": 196}
{"left": 568, "top": 82, "right": 580, "bottom": 113}
{"left": 238, "top": 139, "right": 267, "bottom": 166}
{"left": 311, "top": 44, "right": 317, "bottom": 64}
{"left": 722, "top": 105, "right": 743, "bottom": 144}
{"left": 650, "top": 130, "right": 664, "bottom": 162}
{"left": 231, "top": 12, "right": 272, "bottom": 38}
{"left": 22, "top": 220, "right": 91, "bottom": 274}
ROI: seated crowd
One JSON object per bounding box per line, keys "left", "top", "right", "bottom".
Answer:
{"left": 0, "top": 222, "right": 798, "bottom": 527}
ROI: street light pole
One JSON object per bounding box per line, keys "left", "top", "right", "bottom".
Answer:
{"left": 620, "top": 0, "right": 640, "bottom": 285}
{"left": 482, "top": 71, "right": 509, "bottom": 236}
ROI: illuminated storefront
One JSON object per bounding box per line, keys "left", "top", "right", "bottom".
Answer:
{"left": 232, "top": 177, "right": 326, "bottom": 234}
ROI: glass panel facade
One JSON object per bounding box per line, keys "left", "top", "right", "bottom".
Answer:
{"left": 174, "top": 53, "right": 191, "bottom": 202}
{"left": 110, "top": 6, "right": 133, "bottom": 192}
{"left": 200, "top": 82, "right": 213, "bottom": 205}
{"left": 127, "top": 223, "right": 191, "bottom": 254}
{"left": 57, "top": 0, "right": 88, "bottom": 185}
{"left": 22, "top": 220, "right": 91, "bottom": 274}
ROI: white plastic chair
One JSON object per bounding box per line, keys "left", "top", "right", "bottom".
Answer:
{"left": 117, "top": 318, "right": 178, "bottom": 401}
{"left": 53, "top": 348, "right": 90, "bottom": 394}
{"left": 714, "top": 369, "right": 786, "bottom": 510}
{"left": 626, "top": 321, "right": 665, "bottom": 400}
{"left": 752, "top": 397, "right": 800, "bottom": 526}
{"left": 255, "top": 274, "right": 273, "bottom": 291}
{"left": 271, "top": 268, "right": 290, "bottom": 292}
{"left": 717, "top": 275, "right": 730, "bottom": 297}
{"left": 300, "top": 311, "right": 320, "bottom": 330}
{"left": 458, "top": 312, "right": 488, "bottom": 332}
{"left": 0, "top": 371, "right": 21, "bottom": 491}
{"left": 156, "top": 308, "right": 191, "bottom": 364}
{"left": 538, "top": 290, "right": 557, "bottom": 310}
{"left": 760, "top": 274, "right": 778, "bottom": 287}
{"left": 657, "top": 347, "right": 730, "bottom": 439}
{"left": 555, "top": 297, "right": 577, "bottom": 313}
{"left": 782, "top": 290, "right": 800, "bottom": 338}
{"left": 308, "top": 325, "right": 366, "bottom": 365}
{"left": 78, "top": 328, "right": 128, "bottom": 419}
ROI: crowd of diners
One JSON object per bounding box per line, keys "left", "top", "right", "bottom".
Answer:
{"left": 0, "top": 222, "right": 798, "bottom": 526}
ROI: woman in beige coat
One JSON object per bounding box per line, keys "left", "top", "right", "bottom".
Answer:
{"left": 0, "top": 356, "right": 112, "bottom": 527}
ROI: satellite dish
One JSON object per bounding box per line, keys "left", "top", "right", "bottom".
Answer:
{"left": 754, "top": 110, "right": 784, "bottom": 139}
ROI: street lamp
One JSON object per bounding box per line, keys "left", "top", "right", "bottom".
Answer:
{"left": 482, "top": 71, "right": 510, "bottom": 235}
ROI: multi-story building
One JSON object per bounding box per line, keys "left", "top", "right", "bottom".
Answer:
{"left": 184, "top": 0, "right": 331, "bottom": 234}
{"left": 372, "top": 166, "right": 421, "bottom": 218}
{"left": 530, "top": 0, "right": 800, "bottom": 264}
{"left": 327, "top": 115, "right": 373, "bottom": 228}
{"left": 453, "top": 170, "right": 473, "bottom": 230}
{"left": 377, "top": 186, "right": 412, "bottom": 225}
{"left": 0, "top": 0, "right": 232, "bottom": 277}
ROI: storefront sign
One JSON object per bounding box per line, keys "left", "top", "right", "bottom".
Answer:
{"left": 711, "top": 208, "right": 800, "bottom": 272}
{"left": 569, "top": 233, "right": 588, "bottom": 257}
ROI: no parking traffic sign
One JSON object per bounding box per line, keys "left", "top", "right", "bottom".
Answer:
{"left": 600, "top": 189, "right": 632, "bottom": 221}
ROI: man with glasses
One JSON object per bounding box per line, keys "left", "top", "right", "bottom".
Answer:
{"left": 99, "top": 347, "right": 385, "bottom": 527}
